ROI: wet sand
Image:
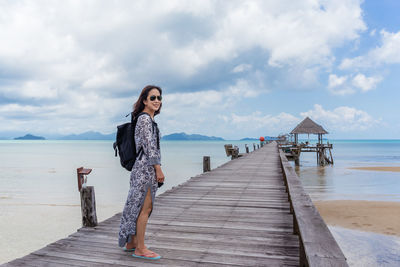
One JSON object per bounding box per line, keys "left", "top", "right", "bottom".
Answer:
{"left": 349, "top": 166, "right": 400, "bottom": 172}
{"left": 314, "top": 200, "right": 400, "bottom": 237}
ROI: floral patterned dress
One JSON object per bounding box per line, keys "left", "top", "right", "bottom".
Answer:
{"left": 118, "top": 112, "right": 161, "bottom": 247}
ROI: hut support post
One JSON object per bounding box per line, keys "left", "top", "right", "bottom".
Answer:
{"left": 318, "top": 148, "right": 327, "bottom": 166}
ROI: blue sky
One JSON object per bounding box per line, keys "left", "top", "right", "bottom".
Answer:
{"left": 0, "top": 0, "right": 399, "bottom": 139}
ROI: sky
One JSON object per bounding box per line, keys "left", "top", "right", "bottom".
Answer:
{"left": 1, "top": 0, "right": 400, "bottom": 140}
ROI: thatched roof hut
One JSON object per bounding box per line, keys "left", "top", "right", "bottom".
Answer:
{"left": 290, "top": 117, "right": 328, "bottom": 144}
{"left": 290, "top": 117, "right": 328, "bottom": 135}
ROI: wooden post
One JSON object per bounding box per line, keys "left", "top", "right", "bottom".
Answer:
{"left": 257, "top": 144, "right": 260, "bottom": 149}
{"left": 77, "top": 167, "right": 97, "bottom": 227}
{"left": 80, "top": 186, "right": 98, "bottom": 227}
{"left": 253, "top": 143, "right": 256, "bottom": 151}
{"left": 295, "top": 157, "right": 300, "bottom": 166}
{"left": 232, "top": 146, "right": 239, "bottom": 159}
{"left": 318, "top": 148, "right": 326, "bottom": 166}
{"left": 245, "top": 144, "right": 249, "bottom": 153}
{"left": 203, "top": 156, "right": 211, "bottom": 172}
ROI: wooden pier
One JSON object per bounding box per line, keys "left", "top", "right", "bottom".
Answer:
{"left": 3, "top": 142, "right": 346, "bottom": 266}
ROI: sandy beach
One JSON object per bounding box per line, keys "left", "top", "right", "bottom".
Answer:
{"left": 349, "top": 166, "right": 400, "bottom": 172}
{"left": 314, "top": 200, "right": 400, "bottom": 237}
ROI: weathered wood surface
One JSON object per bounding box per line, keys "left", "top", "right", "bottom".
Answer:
{"left": 80, "top": 186, "right": 98, "bottom": 227}
{"left": 5, "top": 143, "right": 302, "bottom": 266}
{"left": 279, "top": 150, "right": 348, "bottom": 267}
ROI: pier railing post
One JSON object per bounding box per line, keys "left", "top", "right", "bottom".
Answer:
{"left": 203, "top": 156, "right": 211, "bottom": 172}
{"left": 80, "top": 186, "right": 98, "bottom": 227}
{"left": 77, "top": 167, "right": 97, "bottom": 227}
{"left": 245, "top": 144, "right": 249, "bottom": 153}
{"left": 253, "top": 143, "right": 256, "bottom": 151}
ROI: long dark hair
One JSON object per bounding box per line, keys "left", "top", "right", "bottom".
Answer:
{"left": 133, "top": 85, "right": 162, "bottom": 117}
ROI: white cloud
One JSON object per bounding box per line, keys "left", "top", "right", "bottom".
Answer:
{"left": 328, "top": 86, "right": 355, "bottom": 96}
{"left": 232, "top": 64, "right": 252, "bottom": 73}
{"left": 327, "top": 73, "right": 382, "bottom": 95}
{"left": 328, "top": 74, "right": 355, "bottom": 95}
{"left": 340, "top": 30, "right": 400, "bottom": 69}
{"left": 0, "top": 94, "right": 132, "bottom": 135}
{"left": 228, "top": 112, "right": 299, "bottom": 133}
{"left": 328, "top": 74, "right": 348, "bottom": 88}
{"left": 213, "top": 103, "right": 379, "bottom": 138}
{"left": 301, "top": 104, "right": 379, "bottom": 131}
{"left": 370, "top": 29, "right": 376, "bottom": 36}
{"left": 352, "top": 73, "right": 382, "bottom": 92}
{"left": 133, "top": 77, "right": 266, "bottom": 139}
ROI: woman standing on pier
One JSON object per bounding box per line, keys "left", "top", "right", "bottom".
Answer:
{"left": 118, "top": 85, "right": 165, "bottom": 260}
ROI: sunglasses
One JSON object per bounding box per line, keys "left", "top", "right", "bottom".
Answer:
{"left": 149, "top": 95, "right": 162, "bottom": 101}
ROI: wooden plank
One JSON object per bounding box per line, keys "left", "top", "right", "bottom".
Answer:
{"left": 4, "top": 142, "right": 306, "bottom": 267}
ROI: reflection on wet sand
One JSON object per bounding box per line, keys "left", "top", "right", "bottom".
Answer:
{"left": 330, "top": 226, "right": 400, "bottom": 267}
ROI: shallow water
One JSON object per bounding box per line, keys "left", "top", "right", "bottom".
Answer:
{"left": 330, "top": 226, "right": 400, "bottom": 266}
{"left": 296, "top": 141, "right": 400, "bottom": 202}
{"left": 0, "top": 139, "right": 399, "bottom": 264}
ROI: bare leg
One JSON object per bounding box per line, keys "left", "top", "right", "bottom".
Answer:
{"left": 126, "top": 235, "right": 136, "bottom": 250}
{"left": 134, "top": 189, "right": 159, "bottom": 257}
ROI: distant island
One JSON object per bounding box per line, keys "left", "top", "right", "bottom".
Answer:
{"left": 240, "top": 137, "right": 259, "bottom": 141}
{"left": 14, "top": 134, "right": 45, "bottom": 140}
{"left": 60, "top": 131, "right": 115, "bottom": 140}
{"left": 162, "top": 132, "right": 224, "bottom": 141}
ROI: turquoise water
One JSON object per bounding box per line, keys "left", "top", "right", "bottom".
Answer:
{"left": 297, "top": 140, "right": 400, "bottom": 202}
{"left": 0, "top": 139, "right": 399, "bottom": 265}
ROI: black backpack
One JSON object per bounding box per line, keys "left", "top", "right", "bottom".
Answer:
{"left": 113, "top": 112, "right": 144, "bottom": 171}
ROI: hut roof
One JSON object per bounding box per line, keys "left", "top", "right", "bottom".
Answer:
{"left": 290, "top": 117, "right": 328, "bottom": 135}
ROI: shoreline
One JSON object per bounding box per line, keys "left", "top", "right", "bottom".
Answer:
{"left": 349, "top": 166, "right": 400, "bottom": 172}
{"left": 314, "top": 200, "right": 400, "bottom": 237}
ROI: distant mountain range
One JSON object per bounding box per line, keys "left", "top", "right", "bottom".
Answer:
{"left": 14, "top": 134, "right": 45, "bottom": 140}
{"left": 10, "top": 131, "right": 226, "bottom": 141}
{"left": 60, "top": 131, "right": 115, "bottom": 140}
{"left": 60, "top": 131, "right": 225, "bottom": 141}
{"left": 162, "top": 132, "right": 224, "bottom": 141}
{"left": 240, "top": 137, "right": 259, "bottom": 141}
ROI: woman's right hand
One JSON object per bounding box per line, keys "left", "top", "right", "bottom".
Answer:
{"left": 154, "top": 165, "right": 165, "bottom": 183}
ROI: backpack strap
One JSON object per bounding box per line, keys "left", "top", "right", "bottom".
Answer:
{"left": 133, "top": 111, "right": 160, "bottom": 154}
{"left": 132, "top": 112, "right": 148, "bottom": 160}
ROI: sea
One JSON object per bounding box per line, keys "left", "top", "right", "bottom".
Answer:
{"left": 1, "top": 139, "right": 400, "bottom": 266}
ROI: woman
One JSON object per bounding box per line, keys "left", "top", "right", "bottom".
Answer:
{"left": 118, "top": 85, "right": 165, "bottom": 260}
